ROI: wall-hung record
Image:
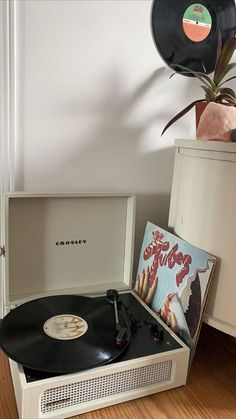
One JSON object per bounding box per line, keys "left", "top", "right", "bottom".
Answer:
{"left": 151, "top": 0, "right": 236, "bottom": 74}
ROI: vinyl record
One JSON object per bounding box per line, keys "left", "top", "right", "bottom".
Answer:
{"left": 0, "top": 295, "right": 130, "bottom": 373}
{"left": 151, "top": 0, "right": 236, "bottom": 74}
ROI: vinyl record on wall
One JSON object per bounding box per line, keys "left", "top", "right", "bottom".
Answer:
{"left": 151, "top": 0, "right": 236, "bottom": 74}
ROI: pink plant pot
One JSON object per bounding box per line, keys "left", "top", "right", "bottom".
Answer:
{"left": 195, "top": 101, "right": 208, "bottom": 129}
{"left": 196, "top": 102, "right": 236, "bottom": 142}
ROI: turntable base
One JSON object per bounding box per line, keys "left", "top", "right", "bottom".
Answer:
{"left": 2, "top": 323, "right": 236, "bottom": 419}
{"left": 8, "top": 292, "right": 189, "bottom": 419}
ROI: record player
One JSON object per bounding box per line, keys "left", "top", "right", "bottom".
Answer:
{"left": 0, "top": 193, "right": 189, "bottom": 419}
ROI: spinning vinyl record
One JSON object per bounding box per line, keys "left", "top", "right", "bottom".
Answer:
{"left": 151, "top": 0, "right": 236, "bottom": 74}
{"left": 0, "top": 295, "right": 130, "bottom": 374}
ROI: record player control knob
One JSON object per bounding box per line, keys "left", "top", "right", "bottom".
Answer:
{"left": 150, "top": 323, "right": 164, "bottom": 341}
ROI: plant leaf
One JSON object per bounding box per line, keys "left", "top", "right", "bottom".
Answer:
{"left": 170, "top": 64, "right": 214, "bottom": 88}
{"left": 161, "top": 100, "right": 205, "bottom": 136}
{"left": 218, "top": 88, "right": 236, "bottom": 98}
{"left": 213, "top": 37, "right": 236, "bottom": 84}
{"left": 216, "top": 31, "right": 223, "bottom": 64}
{"left": 214, "top": 93, "right": 236, "bottom": 105}
{"left": 201, "top": 85, "right": 215, "bottom": 101}
{"left": 217, "top": 63, "right": 236, "bottom": 86}
{"left": 218, "top": 75, "right": 236, "bottom": 87}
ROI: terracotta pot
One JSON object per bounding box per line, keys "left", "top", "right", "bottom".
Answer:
{"left": 195, "top": 101, "right": 208, "bottom": 128}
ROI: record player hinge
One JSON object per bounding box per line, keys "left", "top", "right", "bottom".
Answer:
{"left": 0, "top": 246, "right": 5, "bottom": 257}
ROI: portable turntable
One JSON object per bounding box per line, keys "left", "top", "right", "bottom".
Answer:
{"left": 0, "top": 193, "right": 189, "bottom": 419}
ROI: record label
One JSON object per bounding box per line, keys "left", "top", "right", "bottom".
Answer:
{"left": 43, "top": 314, "right": 88, "bottom": 340}
{"left": 182, "top": 4, "right": 212, "bottom": 42}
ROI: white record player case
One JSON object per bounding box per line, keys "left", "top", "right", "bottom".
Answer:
{"left": 1, "top": 193, "right": 189, "bottom": 419}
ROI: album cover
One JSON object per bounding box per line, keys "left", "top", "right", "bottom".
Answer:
{"left": 135, "top": 222, "right": 216, "bottom": 358}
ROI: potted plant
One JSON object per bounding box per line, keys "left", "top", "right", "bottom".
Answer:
{"left": 161, "top": 36, "right": 236, "bottom": 138}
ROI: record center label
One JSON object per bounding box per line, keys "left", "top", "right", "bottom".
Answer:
{"left": 43, "top": 314, "right": 88, "bottom": 340}
{"left": 182, "top": 4, "right": 212, "bottom": 42}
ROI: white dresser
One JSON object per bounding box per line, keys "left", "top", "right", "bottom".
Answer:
{"left": 169, "top": 139, "right": 236, "bottom": 337}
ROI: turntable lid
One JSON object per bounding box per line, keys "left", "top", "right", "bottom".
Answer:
{"left": 2, "top": 193, "right": 135, "bottom": 312}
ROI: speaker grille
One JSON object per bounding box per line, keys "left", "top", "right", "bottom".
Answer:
{"left": 41, "top": 360, "right": 172, "bottom": 414}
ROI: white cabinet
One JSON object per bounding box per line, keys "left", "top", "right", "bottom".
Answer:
{"left": 169, "top": 139, "right": 236, "bottom": 337}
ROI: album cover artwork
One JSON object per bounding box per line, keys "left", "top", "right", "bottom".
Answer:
{"left": 135, "top": 222, "right": 216, "bottom": 357}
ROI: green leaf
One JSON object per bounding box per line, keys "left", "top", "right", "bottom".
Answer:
{"left": 213, "top": 37, "right": 236, "bottom": 84}
{"left": 170, "top": 64, "right": 214, "bottom": 88}
{"left": 201, "top": 85, "right": 215, "bottom": 101}
{"left": 161, "top": 100, "right": 205, "bottom": 136}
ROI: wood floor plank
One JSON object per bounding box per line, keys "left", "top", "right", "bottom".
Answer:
{"left": 132, "top": 395, "right": 170, "bottom": 419}
{"left": 0, "top": 350, "right": 18, "bottom": 419}
{"left": 150, "top": 388, "right": 204, "bottom": 419}
{"left": 81, "top": 401, "right": 143, "bottom": 419}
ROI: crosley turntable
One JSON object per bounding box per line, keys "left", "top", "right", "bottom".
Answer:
{"left": 0, "top": 193, "right": 189, "bottom": 419}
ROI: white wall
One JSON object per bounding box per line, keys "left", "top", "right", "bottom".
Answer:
{"left": 8, "top": 1, "right": 205, "bottom": 268}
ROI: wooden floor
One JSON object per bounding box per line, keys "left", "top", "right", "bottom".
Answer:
{"left": 0, "top": 324, "right": 235, "bottom": 419}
